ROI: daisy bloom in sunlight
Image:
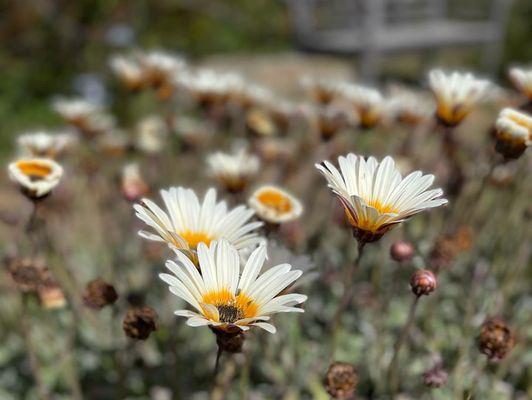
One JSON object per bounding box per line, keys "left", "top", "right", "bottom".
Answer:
{"left": 52, "top": 98, "right": 102, "bottom": 126}
{"left": 316, "top": 154, "right": 447, "bottom": 243}
{"left": 249, "top": 185, "right": 303, "bottom": 225}
{"left": 494, "top": 108, "right": 532, "bottom": 159}
{"left": 8, "top": 158, "right": 63, "bottom": 200}
{"left": 160, "top": 240, "right": 306, "bottom": 334}
{"left": 428, "top": 69, "right": 492, "bottom": 127}
{"left": 134, "top": 187, "right": 263, "bottom": 262}
{"left": 386, "top": 86, "right": 435, "bottom": 126}
{"left": 340, "top": 84, "right": 384, "bottom": 129}
{"left": 207, "top": 148, "right": 260, "bottom": 193}
{"left": 17, "top": 131, "right": 77, "bottom": 159}
{"left": 509, "top": 67, "right": 532, "bottom": 101}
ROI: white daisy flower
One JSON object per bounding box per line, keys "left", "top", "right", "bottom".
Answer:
{"left": 494, "top": 108, "right": 532, "bottom": 159}
{"left": 300, "top": 76, "right": 343, "bottom": 105}
{"left": 109, "top": 54, "right": 144, "bottom": 90}
{"left": 8, "top": 158, "right": 64, "bottom": 200}
{"left": 509, "top": 67, "right": 532, "bottom": 101}
{"left": 428, "top": 69, "right": 492, "bottom": 126}
{"left": 249, "top": 185, "right": 303, "bottom": 224}
{"left": 316, "top": 154, "right": 447, "bottom": 242}
{"left": 135, "top": 115, "right": 168, "bottom": 154}
{"left": 386, "top": 86, "right": 435, "bottom": 126}
{"left": 134, "top": 187, "right": 263, "bottom": 262}
{"left": 160, "top": 240, "right": 306, "bottom": 333}
{"left": 52, "top": 98, "right": 103, "bottom": 124}
{"left": 17, "top": 131, "right": 77, "bottom": 159}
{"left": 339, "top": 84, "right": 384, "bottom": 129}
{"left": 207, "top": 148, "right": 260, "bottom": 193}
{"left": 138, "top": 50, "right": 186, "bottom": 86}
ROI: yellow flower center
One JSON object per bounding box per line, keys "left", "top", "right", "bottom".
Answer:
{"left": 16, "top": 161, "right": 52, "bottom": 181}
{"left": 257, "top": 189, "right": 292, "bottom": 214}
{"left": 366, "top": 199, "right": 398, "bottom": 214}
{"left": 179, "top": 230, "right": 212, "bottom": 249}
{"left": 201, "top": 289, "right": 258, "bottom": 323}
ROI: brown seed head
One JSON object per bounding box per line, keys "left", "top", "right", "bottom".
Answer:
{"left": 390, "top": 241, "right": 414, "bottom": 263}
{"left": 324, "top": 362, "right": 358, "bottom": 399}
{"left": 83, "top": 278, "right": 118, "bottom": 310}
{"left": 410, "top": 269, "right": 437, "bottom": 296}
{"left": 210, "top": 325, "right": 246, "bottom": 353}
{"left": 123, "top": 306, "right": 158, "bottom": 340}
{"left": 478, "top": 317, "right": 515, "bottom": 361}
{"left": 7, "top": 257, "right": 53, "bottom": 293}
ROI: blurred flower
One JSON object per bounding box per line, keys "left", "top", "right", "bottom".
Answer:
{"left": 340, "top": 84, "right": 384, "bottom": 129}
{"left": 509, "top": 67, "right": 532, "bottom": 101}
{"left": 386, "top": 85, "right": 435, "bottom": 126}
{"left": 110, "top": 54, "right": 145, "bottom": 91}
{"left": 307, "top": 105, "right": 355, "bottom": 142}
{"left": 135, "top": 115, "right": 168, "bottom": 154}
{"left": 249, "top": 185, "right": 303, "bottom": 224}
{"left": 123, "top": 306, "right": 158, "bottom": 340}
{"left": 207, "top": 148, "right": 260, "bottom": 193}
{"left": 494, "top": 108, "right": 531, "bottom": 159}
{"left": 316, "top": 154, "right": 447, "bottom": 243}
{"left": 422, "top": 364, "right": 448, "bottom": 388}
{"left": 159, "top": 240, "right": 306, "bottom": 334}
{"left": 246, "top": 108, "right": 277, "bottom": 137}
{"left": 429, "top": 226, "right": 472, "bottom": 270}
{"left": 300, "top": 76, "right": 342, "bottom": 105}
{"left": 428, "top": 69, "right": 491, "bottom": 127}
{"left": 478, "top": 316, "right": 515, "bottom": 361}
{"left": 121, "top": 163, "right": 149, "bottom": 202}
{"left": 173, "top": 116, "right": 212, "bottom": 149}
{"left": 134, "top": 187, "right": 263, "bottom": 262}
{"left": 8, "top": 158, "right": 63, "bottom": 200}
{"left": 82, "top": 278, "right": 118, "bottom": 310}
{"left": 17, "top": 130, "right": 77, "bottom": 159}
{"left": 138, "top": 50, "right": 186, "bottom": 89}
{"left": 410, "top": 269, "right": 437, "bottom": 296}
{"left": 324, "top": 361, "right": 358, "bottom": 399}
{"left": 38, "top": 282, "right": 67, "bottom": 309}
{"left": 96, "top": 129, "right": 130, "bottom": 156}
{"left": 390, "top": 240, "right": 414, "bottom": 263}
{"left": 52, "top": 97, "right": 102, "bottom": 126}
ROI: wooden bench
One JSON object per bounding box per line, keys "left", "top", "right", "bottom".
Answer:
{"left": 286, "top": 0, "right": 514, "bottom": 81}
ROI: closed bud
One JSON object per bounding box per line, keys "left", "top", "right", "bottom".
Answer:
{"left": 410, "top": 269, "right": 437, "bottom": 296}
{"left": 390, "top": 241, "right": 414, "bottom": 263}
{"left": 83, "top": 278, "right": 118, "bottom": 310}
{"left": 478, "top": 317, "right": 515, "bottom": 361}
{"left": 123, "top": 306, "right": 158, "bottom": 340}
{"left": 324, "top": 362, "right": 358, "bottom": 399}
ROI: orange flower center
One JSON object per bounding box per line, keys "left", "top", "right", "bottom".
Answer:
{"left": 179, "top": 231, "right": 212, "bottom": 249}
{"left": 16, "top": 161, "right": 52, "bottom": 181}
{"left": 201, "top": 289, "right": 258, "bottom": 323}
{"left": 257, "top": 190, "right": 292, "bottom": 214}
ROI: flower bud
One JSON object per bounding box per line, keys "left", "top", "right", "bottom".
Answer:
{"left": 83, "top": 278, "right": 118, "bottom": 310}
{"left": 390, "top": 241, "right": 414, "bottom": 263}
{"left": 410, "top": 269, "right": 437, "bottom": 296}
{"left": 478, "top": 317, "right": 515, "bottom": 361}
{"left": 324, "top": 362, "right": 358, "bottom": 399}
{"left": 123, "top": 306, "right": 158, "bottom": 340}
{"left": 210, "top": 326, "right": 245, "bottom": 353}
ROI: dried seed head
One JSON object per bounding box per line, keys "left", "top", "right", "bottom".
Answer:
{"left": 123, "top": 306, "right": 158, "bottom": 340}
{"left": 410, "top": 269, "right": 437, "bottom": 296}
{"left": 324, "top": 362, "right": 358, "bottom": 399}
{"left": 478, "top": 317, "right": 515, "bottom": 361}
{"left": 83, "top": 278, "right": 118, "bottom": 310}
{"left": 422, "top": 366, "right": 448, "bottom": 388}
{"left": 390, "top": 241, "right": 414, "bottom": 263}
{"left": 7, "top": 257, "right": 53, "bottom": 293}
{"left": 38, "top": 282, "right": 67, "bottom": 309}
{"left": 210, "top": 326, "right": 245, "bottom": 353}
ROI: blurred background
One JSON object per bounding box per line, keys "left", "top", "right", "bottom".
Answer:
{"left": 0, "top": 1, "right": 531, "bottom": 400}
{"left": 1, "top": 0, "right": 531, "bottom": 152}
